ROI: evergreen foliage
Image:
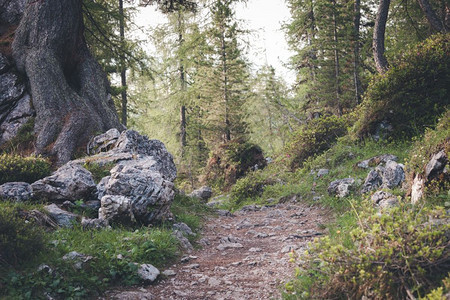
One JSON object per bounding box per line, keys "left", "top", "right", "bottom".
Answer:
{"left": 0, "top": 154, "right": 51, "bottom": 185}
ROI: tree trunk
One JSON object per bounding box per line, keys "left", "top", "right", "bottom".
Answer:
{"left": 221, "top": 29, "right": 231, "bottom": 142}
{"left": 417, "top": 0, "right": 447, "bottom": 32}
{"left": 12, "top": 0, "right": 123, "bottom": 164}
{"left": 119, "top": 0, "right": 128, "bottom": 126}
{"left": 353, "top": 0, "right": 362, "bottom": 105}
{"left": 178, "top": 10, "right": 187, "bottom": 156}
{"left": 373, "top": 0, "right": 390, "bottom": 73}
{"left": 332, "top": 0, "right": 343, "bottom": 116}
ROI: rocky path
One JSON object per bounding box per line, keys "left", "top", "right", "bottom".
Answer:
{"left": 106, "top": 201, "right": 330, "bottom": 300}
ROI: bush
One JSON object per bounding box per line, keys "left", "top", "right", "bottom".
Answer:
{"left": 0, "top": 207, "right": 47, "bottom": 266}
{"left": 230, "top": 170, "right": 276, "bottom": 206}
{"left": 83, "top": 161, "right": 114, "bottom": 183}
{"left": 353, "top": 33, "right": 450, "bottom": 140}
{"left": 285, "top": 203, "right": 450, "bottom": 299}
{"left": 0, "top": 154, "right": 51, "bottom": 184}
{"left": 202, "top": 138, "right": 266, "bottom": 191}
{"left": 284, "top": 115, "right": 348, "bottom": 170}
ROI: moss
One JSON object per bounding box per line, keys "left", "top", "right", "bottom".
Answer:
{"left": 83, "top": 161, "right": 115, "bottom": 183}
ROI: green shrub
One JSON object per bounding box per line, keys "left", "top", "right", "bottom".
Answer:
{"left": 284, "top": 115, "right": 348, "bottom": 170}
{"left": 285, "top": 203, "right": 450, "bottom": 299}
{"left": 353, "top": 33, "right": 450, "bottom": 140}
{"left": 202, "top": 138, "right": 266, "bottom": 191}
{"left": 0, "top": 206, "right": 47, "bottom": 266}
{"left": 230, "top": 170, "right": 276, "bottom": 206}
{"left": 0, "top": 154, "right": 51, "bottom": 184}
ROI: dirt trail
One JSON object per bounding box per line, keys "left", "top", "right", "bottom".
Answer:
{"left": 105, "top": 201, "right": 330, "bottom": 300}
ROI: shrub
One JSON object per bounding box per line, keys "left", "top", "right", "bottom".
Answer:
{"left": 202, "top": 138, "right": 266, "bottom": 191}
{"left": 83, "top": 161, "right": 114, "bottom": 183}
{"left": 353, "top": 33, "right": 450, "bottom": 140}
{"left": 0, "top": 206, "right": 47, "bottom": 266}
{"left": 230, "top": 170, "right": 276, "bottom": 206}
{"left": 0, "top": 154, "right": 51, "bottom": 184}
{"left": 285, "top": 203, "right": 450, "bottom": 299}
{"left": 284, "top": 115, "right": 348, "bottom": 170}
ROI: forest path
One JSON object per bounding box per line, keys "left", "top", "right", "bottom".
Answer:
{"left": 105, "top": 200, "right": 330, "bottom": 300}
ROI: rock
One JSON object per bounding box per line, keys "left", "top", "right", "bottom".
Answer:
{"left": 381, "top": 160, "right": 405, "bottom": 189}
{"left": 86, "top": 128, "right": 121, "bottom": 155}
{"left": 44, "top": 204, "right": 78, "bottom": 228}
{"left": 0, "top": 53, "right": 10, "bottom": 74}
{"left": 0, "top": 182, "right": 33, "bottom": 201}
{"left": 113, "top": 130, "right": 177, "bottom": 181}
{"left": 372, "top": 120, "right": 393, "bottom": 141}
{"left": 98, "top": 195, "right": 135, "bottom": 224}
{"left": 81, "top": 217, "right": 110, "bottom": 229}
{"left": 137, "top": 264, "right": 160, "bottom": 282}
{"left": 281, "top": 245, "right": 297, "bottom": 253}
{"left": 85, "top": 200, "right": 101, "bottom": 211}
{"left": 249, "top": 247, "right": 262, "bottom": 252}
{"left": 357, "top": 154, "right": 398, "bottom": 169}
{"left": 361, "top": 169, "right": 383, "bottom": 194}
{"left": 217, "top": 209, "right": 233, "bottom": 217}
{"left": 32, "top": 164, "right": 96, "bottom": 202}
{"left": 173, "top": 222, "right": 195, "bottom": 236}
{"left": 216, "top": 243, "right": 243, "bottom": 251}
{"left": 410, "top": 174, "right": 425, "bottom": 205}
{"left": 0, "top": 94, "right": 34, "bottom": 145}
{"left": 425, "top": 150, "right": 447, "bottom": 180}
{"left": 240, "top": 205, "right": 260, "bottom": 212}
{"left": 0, "top": 72, "right": 26, "bottom": 130}
{"left": 189, "top": 186, "right": 213, "bottom": 202}
{"left": 328, "top": 178, "right": 355, "bottom": 198}
{"left": 371, "top": 191, "right": 398, "bottom": 209}
{"left": 173, "top": 230, "right": 194, "bottom": 251}
{"left": 97, "top": 157, "right": 174, "bottom": 224}
{"left": 162, "top": 269, "right": 176, "bottom": 276}
{"left": 0, "top": 0, "right": 26, "bottom": 25}
{"left": 316, "top": 169, "right": 329, "bottom": 177}
{"left": 62, "top": 251, "right": 93, "bottom": 270}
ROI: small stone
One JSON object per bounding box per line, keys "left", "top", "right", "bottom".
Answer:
{"left": 248, "top": 247, "right": 262, "bottom": 252}
{"left": 162, "top": 270, "right": 176, "bottom": 276}
{"left": 137, "top": 264, "right": 160, "bottom": 282}
{"left": 185, "top": 264, "right": 200, "bottom": 269}
{"left": 281, "top": 245, "right": 297, "bottom": 253}
{"left": 217, "top": 243, "right": 244, "bottom": 251}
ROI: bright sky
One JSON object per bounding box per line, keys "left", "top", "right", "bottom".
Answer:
{"left": 134, "top": 0, "right": 295, "bottom": 84}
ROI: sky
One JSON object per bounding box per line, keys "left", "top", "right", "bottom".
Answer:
{"left": 134, "top": 0, "right": 296, "bottom": 85}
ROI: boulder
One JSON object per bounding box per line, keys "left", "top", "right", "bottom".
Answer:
{"left": 189, "top": 186, "right": 213, "bottom": 202}
{"left": 425, "top": 150, "right": 447, "bottom": 180}
{"left": 98, "top": 195, "right": 135, "bottom": 224}
{"left": 0, "top": 53, "right": 10, "bottom": 73}
{"left": 328, "top": 178, "right": 355, "bottom": 198}
{"left": 316, "top": 169, "right": 329, "bottom": 178}
{"left": 357, "top": 154, "right": 398, "bottom": 169}
{"left": 62, "top": 251, "right": 93, "bottom": 270}
{"left": 44, "top": 204, "right": 78, "bottom": 228}
{"left": 173, "top": 230, "right": 194, "bottom": 252}
{"left": 381, "top": 160, "right": 405, "bottom": 189}
{"left": 81, "top": 217, "right": 110, "bottom": 230}
{"left": 0, "top": 72, "right": 25, "bottom": 121}
{"left": 371, "top": 190, "right": 398, "bottom": 209}
{"left": 0, "top": 94, "right": 34, "bottom": 145}
{"left": 372, "top": 120, "right": 393, "bottom": 141}
{"left": 173, "top": 222, "right": 195, "bottom": 236}
{"left": 97, "top": 157, "right": 175, "bottom": 224}
{"left": 86, "top": 128, "right": 121, "bottom": 155}
{"left": 0, "top": 182, "right": 33, "bottom": 201}
{"left": 137, "top": 264, "right": 160, "bottom": 282}
{"left": 361, "top": 169, "right": 383, "bottom": 194}
{"left": 32, "top": 164, "right": 97, "bottom": 202}
{"left": 0, "top": 0, "right": 26, "bottom": 25}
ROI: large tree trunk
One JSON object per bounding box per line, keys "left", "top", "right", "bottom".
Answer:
{"left": 332, "top": 0, "right": 342, "bottom": 116}
{"left": 12, "top": 0, "right": 123, "bottom": 164}
{"left": 353, "top": 0, "right": 362, "bottom": 105}
{"left": 417, "top": 0, "right": 447, "bottom": 32}
{"left": 373, "top": 0, "right": 390, "bottom": 73}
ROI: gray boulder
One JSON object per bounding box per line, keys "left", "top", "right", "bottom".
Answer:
{"left": 0, "top": 53, "right": 10, "bottom": 73}
{"left": 97, "top": 157, "right": 175, "bottom": 224}
{"left": 0, "top": 0, "right": 26, "bottom": 25}
{"left": 328, "top": 178, "right": 355, "bottom": 198}
{"left": 62, "top": 251, "right": 93, "bottom": 270}
{"left": 0, "top": 94, "right": 34, "bottom": 145}
{"left": 0, "top": 182, "right": 33, "bottom": 202}
{"left": 173, "top": 222, "right": 195, "bottom": 236}
{"left": 173, "top": 230, "right": 194, "bottom": 252}
{"left": 137, "top": 264, "right": 160, "bottom": 282}
{"left": 0, "top": 72, "right": 25, "bottom": 123}
{"left": 371, "top": 190, "right": 398, "bottom": 209}
{"left": 382, "top": 160, "right": 405, "bottom": 189}
{"left": 98, "top": 195, "right": 135, "bottom": 224}
{"left": 44, "top": 204, "right": 78, "bottom": 228}
{"left": 357, "top": 154, "right": 398, "bottom": 169}
{"left": 425, "top": 150, "right": 447, "bottom": 180}
{"left": 86, "top": 128, "right": 121, "bottom": 155}
{"left": 32, "top": 164, "right": 97, "bottom": 202}
{"left": 189, "top": 186, "right": 213, "bottom": 202}
{"left": 361, "top": 169, "right": 383, "bottom": 194}
{"left": 81, "top": 217, "right": 110, "bottom": 230}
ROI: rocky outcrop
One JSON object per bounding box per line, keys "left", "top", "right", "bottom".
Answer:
{"left": 0, "top": 0, "right": 26, "bottom": 26}
{"left": 31, "top": 164, "right": 97, "bottom": 202}
{"left": 356, "top": 154, "right": 398, "bottom": 169}
{"left": 0, "top": 181, "right": 33, "bottom": 201}
{"left": 86, "top": 128, "right": 121, "bottom": 155}
{"left": 328, "top": 178, "right": 355, "bottom": 198}
{"left": 371, "top": 190, "right": 398, "bottom": 209}
{"left": 189, "top": 186, "right": 213, "bottom": 202}
{"left": 361, "top": 160, "right": 405, "bottom": 193}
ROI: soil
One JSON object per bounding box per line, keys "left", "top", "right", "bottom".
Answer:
{"left": 103, "top": 200, "right": 331, "bottom": 300}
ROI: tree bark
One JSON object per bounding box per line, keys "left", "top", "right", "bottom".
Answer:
{"left": 373, "top": 0, "right": 390, "bottom": 73}
{"left": 178, "top": 10, "right": 187, "bottom": 156}
{"left": 119, "top": 0, "right": 128, "bottom": 127}
{"left": 332, "top": 0, "right": 342, "bottom": 116}
{"left": 417, "top": 0, "right": 447, "bottom": 32}
{"left": 12, "top": 0, "right": 123, "bottom": 164}
{"left": 353, "top": 0, "right": 362, "bottom": 105}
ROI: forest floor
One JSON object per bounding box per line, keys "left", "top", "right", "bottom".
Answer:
{"left": 103, "top": 199, "right": 331, "bottom": 300}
